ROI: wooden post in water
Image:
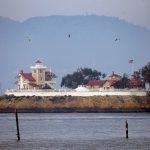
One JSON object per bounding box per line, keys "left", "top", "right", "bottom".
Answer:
{"left": 15, "top": 109, "right": 20, "bottom": 141}
{"left": 125, "top": 120, "right": 128, "bottom": 139}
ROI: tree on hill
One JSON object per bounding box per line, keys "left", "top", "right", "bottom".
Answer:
{"left": 61, "top": 67, "right": 106, "bottom": 89}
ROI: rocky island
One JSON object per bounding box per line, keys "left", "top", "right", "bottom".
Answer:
{"left": 0, "top": 95, "right": 150, "bottom": 113}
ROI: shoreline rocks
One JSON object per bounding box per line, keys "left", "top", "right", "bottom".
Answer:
{"left": 0, "top": 95, "right": 150, "bottom": 113}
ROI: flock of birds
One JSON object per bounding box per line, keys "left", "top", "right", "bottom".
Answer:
{"left": 26, "top": 34, "right": 120, "bottom": 42}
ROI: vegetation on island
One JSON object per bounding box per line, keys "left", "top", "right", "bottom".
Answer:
{"left": 45, "top": 71, "right": 57, "bottom": 81}
{"left": 140, "top": 62, "right": 150, "bottom": 86}
{"left": 113, "top": 73, "right": 129, "bottom": 89}
{"left": 61, "top": 67, "right": 106, "bottom": 88}
{"left": 60, "top": 62, "right": 150, "bottom": 89}
{"left": 125, "top": 62, "right": 150, "bottom": 88}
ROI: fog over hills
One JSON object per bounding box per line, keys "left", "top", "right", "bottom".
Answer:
{"left": 0, "top": 15, "right": 150, "bottom": 92}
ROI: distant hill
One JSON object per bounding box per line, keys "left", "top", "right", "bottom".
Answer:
{"left": 0, "top": 15, "right": 150, "bottom": 92}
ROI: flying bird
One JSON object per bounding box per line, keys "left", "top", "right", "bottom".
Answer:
{"left": 68, "top": 34, "right": 70, "bottom": 38}
{"left": 115, "top": 38, "right": 120, "bottom": 41}
{"left": 28, "top": 38, "right": 31, "bottom": 42}
{"left": 26, "top": 35, "right": 32, "bottom": 42}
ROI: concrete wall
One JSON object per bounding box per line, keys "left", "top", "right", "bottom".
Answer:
{"left": 5, "top": 89, "right": 147, "bottom": 97}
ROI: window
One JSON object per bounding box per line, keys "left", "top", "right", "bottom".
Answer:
{"left": 34, "top": 69, "right": 36, "bottom": 73}
{"left": 39, "top": 69, "right": 43, "bottom": 73}
{"left": 41, "top": 77, "right": 43, "bottom": 81}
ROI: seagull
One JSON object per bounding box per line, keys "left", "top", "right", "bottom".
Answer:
{"left": 28, "top": 38, "right": 31, "bottom": 42}
{"left": 115, "top": 38, "right": 120, "bottom": 41}
{"left": 26, "top": 35, "right": 32, "bottom": 42}
{"left": 68, "top": 34, "right": 70, "bottom": 38}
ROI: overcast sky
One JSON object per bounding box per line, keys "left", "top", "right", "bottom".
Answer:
{"left": 0, "top": 0, "right": 150, "bottom": 29}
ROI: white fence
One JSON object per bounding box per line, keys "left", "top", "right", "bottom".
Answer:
{"left": 5, "top": 88, "right": 147, "bottom": 97}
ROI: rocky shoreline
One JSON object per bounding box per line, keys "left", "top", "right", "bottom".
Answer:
{"left": 0, "top": 108, "right": 150, "bottom": 113}
{"left": 0, "top": 95, "right": 150, "bottom": 113}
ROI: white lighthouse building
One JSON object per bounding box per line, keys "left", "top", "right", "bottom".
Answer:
{"left": 17, "top": 60, "right": 56, "bottom": 90}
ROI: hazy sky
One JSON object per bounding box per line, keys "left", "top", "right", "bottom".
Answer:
{"left": 0, "top": 0, "right": 150, "bottom": 29}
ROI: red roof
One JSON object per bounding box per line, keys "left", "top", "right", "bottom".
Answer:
{"left": 127, "top": 79, "right": 142, "bottom": 86}
{"left": 29, "top": 83, "right": 39, "bottom": 87}
{"left": 87, "top": 80, "right": 106, "bottom": 87}
{"left": 20, "top": 72, "right": 36, "bottom": 82}
{"left": 35, "top": 59, "right": 42, "bottom": 64}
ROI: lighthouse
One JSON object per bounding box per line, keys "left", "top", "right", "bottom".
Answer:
{"left": 30, "top": 59, "right": 47, "bottom": 88}
{"left": 16, "top": 59, "right": 56, "bottom": 90}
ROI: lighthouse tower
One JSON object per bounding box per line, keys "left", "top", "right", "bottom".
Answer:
{"left": 30, "top": 59, "right": 47, "bottom": 88}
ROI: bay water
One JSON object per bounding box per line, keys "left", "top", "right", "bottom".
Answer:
{"left": 0, "top": 113, "right": 150, "bottom": 150}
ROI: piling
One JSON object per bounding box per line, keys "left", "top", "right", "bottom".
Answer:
{"left": 15, "top": 109, "right": 20, "bottom": 141}
{"left": 125, "top": 120, "right": 128, "bottom": 139}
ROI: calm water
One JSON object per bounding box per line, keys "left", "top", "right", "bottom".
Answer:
{"left": 0, "top": 113, "right": 150, "bottom": 150}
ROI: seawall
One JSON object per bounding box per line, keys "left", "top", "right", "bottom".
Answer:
{"left": 0, "top": 95, "right": 150, "bottom": 113}
{"left": 5, "top": 89, "right": 147, "bottom": 97}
